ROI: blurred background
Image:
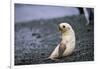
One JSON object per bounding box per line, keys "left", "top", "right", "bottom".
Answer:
{"left": 15, "top": 4, "right": 94, "bottom": 65}
{"left": 15, "top": 4, "right": 79, "bottom": 23}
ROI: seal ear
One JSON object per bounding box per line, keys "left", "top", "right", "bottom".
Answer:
{"left": 66, "top": 27, "right": 70, "bottom": 30}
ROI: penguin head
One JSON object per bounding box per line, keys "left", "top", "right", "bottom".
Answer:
{"left": 58, "top": 23, "right": 72, "bottom": 33}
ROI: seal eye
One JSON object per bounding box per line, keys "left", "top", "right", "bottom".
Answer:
{"left": 63, "top": 25, "right": 65, "bottom": 28}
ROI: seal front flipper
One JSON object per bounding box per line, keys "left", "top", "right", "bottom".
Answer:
{"left": 59, "top": 43, "right": 66, "bottom": 58}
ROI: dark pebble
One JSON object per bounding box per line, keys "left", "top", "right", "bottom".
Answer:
{"left": 32, "top": 33, "right": 38, "bottom": 36}
{"left": 41, "top": 52, "right": 45, "bottom": 56}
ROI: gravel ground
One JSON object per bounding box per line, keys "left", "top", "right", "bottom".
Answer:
{"left": 14, "top": 15, "right": 94, "bottom": 65}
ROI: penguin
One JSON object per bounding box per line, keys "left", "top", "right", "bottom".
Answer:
{"left": 48, "top": 23, "right": 76, "bottom": 60}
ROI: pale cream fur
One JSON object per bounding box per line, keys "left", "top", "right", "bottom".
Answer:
{"left": 48, "top": 23, "right": 76, "bottom": 60}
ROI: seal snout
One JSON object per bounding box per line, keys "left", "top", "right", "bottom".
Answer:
{"left": 58, "top": 24, "right": 62, "bottom": 31}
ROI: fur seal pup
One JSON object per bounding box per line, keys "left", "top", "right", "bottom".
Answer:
{"left": 48, "top": 23, "right": 76, "bottom": 60}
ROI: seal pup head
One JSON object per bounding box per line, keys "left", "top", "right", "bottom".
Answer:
{"left": 58, "top": 23, "right": 72, "bottom": 33}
